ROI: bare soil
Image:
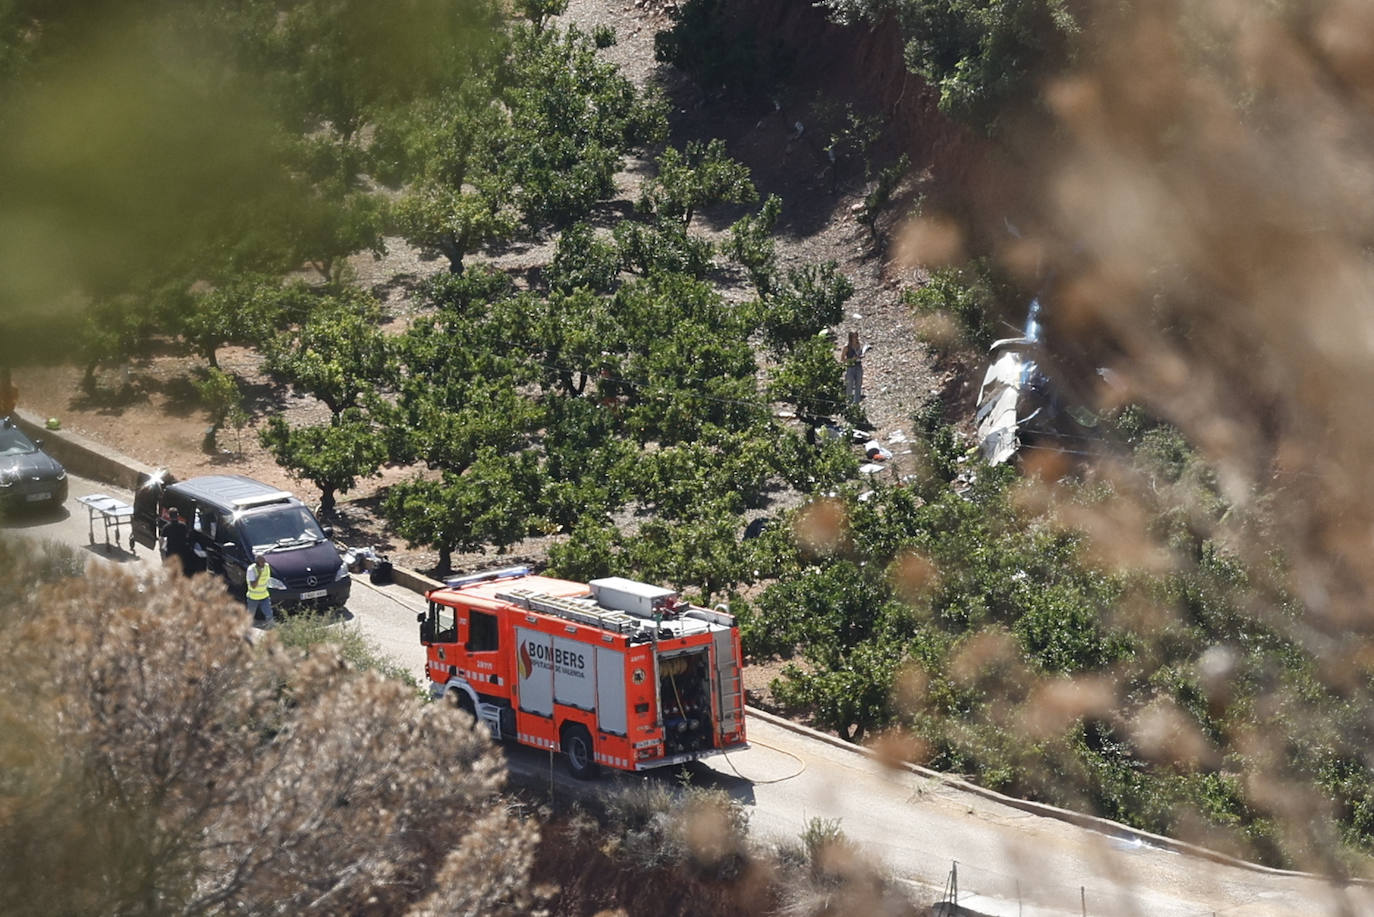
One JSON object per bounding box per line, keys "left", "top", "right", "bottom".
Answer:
{"left": 17, "top": 0, "right": 942, "bottom": 591}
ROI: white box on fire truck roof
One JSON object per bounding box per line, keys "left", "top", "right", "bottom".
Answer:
{"left": 588, "top": 576, "right": 676, "bottom": 617}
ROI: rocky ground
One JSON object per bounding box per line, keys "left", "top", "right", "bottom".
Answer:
{"left": 18, "top": 0, "right": 946, "bottom": 579}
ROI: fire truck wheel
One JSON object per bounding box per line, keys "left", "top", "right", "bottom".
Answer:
{"left": 561, "top": 724, "right": 599, "bottom": 780}
{"left": 447, "top": 690, "right": 477, "bottom": 726}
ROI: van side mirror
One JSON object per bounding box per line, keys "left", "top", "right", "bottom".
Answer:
{"left": 321, "top": 525, "right": 334, "bottom": 539}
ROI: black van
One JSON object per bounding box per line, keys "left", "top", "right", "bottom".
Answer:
{"left": 133, "top": 472, "right": 351, "bottom": 609}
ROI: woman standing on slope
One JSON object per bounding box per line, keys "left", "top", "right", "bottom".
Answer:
{"left": 841, "top": 331, "right": 865, "bottom": 405}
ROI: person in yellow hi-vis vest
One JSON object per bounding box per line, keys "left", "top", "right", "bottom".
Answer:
{"left": 246, "top": 552, "right": 273, "bottom": 625}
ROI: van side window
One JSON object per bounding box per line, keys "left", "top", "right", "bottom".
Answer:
{"left": 434, "top": 603, "right": 457, "bottom": 643}
{"left": 468, "top": 611, "right": 499, "bottom": 652}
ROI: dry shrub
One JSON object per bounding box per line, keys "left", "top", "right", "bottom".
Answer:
{"left": 1026, "top": 0, "right": 1374, "bottom": 633}
{"left": 775, "top": 818, "right": 919, "bottom": 917}
{"left": 535, "top": 786, "right": 779, "bottom": 917}
{"left": 0, "top": 534, "right": 532, "bottom": 916}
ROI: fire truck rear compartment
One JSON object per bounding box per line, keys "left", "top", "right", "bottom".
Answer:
{"left": 659, "top": 650, "right": 714, "bottom": 756}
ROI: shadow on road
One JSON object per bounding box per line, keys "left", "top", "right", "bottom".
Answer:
{"left": 82, "top": 541, "right": 140, "bottom": 563}
{"left": 0, "top": 504, "right": 70, "bottom": 528}
{"left": 680, "top": 758, "right": 758, "bottom": 807}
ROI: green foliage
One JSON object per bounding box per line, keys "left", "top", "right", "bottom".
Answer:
{"left": 376, "top": 76, "right": 520, "bottom": 273}
{"left": 263, "top": 286, "right": 389, "bottom": 418}
{"left": 859, "top": 154, "right": 911, "bottom": 243}
{"left": 504, "top": 22, "right": 667, "bottom": 227}
{"left": 638, "top": 139, "right": 758, "bottom": 229}
{"left": 907, "top": 400, "right": 966, "bottom": 495}
{"left": 1, "top": 4, "right": 288, "bottom": 320}
{"left": 383, "top": 449, "right": 546, "bottom": 573}
{"left": 819, "top": 0, "right": 1080, "bottom": 129}
{"left": 766, "top": 335, "right": 848, "bottom": 430}
{"left": 770, "top": 429, "right": 860, "bottom": 494}
{"left": 623, "top": 497, "right": 752, "bottom": 597}
{"left": 392, "top": 180, "right": 520, "bottom": 274}
{"left": 180, "top": 276, "right": 312, "bottom": 368}
{"left": 904, "top": 259, "right": 1007, "bottom": 350}
{"left": 260, "top": 409, "right": 388, "bottom": 515}
{"left": 760, "top": 263, "right": 855, "bottom": 356}
{"left": 2, "top": 0, "right": 502, "bottom": 366}
{"left": 612, "top": 220, "right": 715, "bottom": 278}
{"left": 546, "top": 516, "right": 624, "bottom": 582}
{"left": 514, "top": 0, "right": 569, "bottom": 30}
{"left": 290, "top": 179, "right": 389, "bottom": 283}
{"left": 262, "top": 0, "right": 502, "bottom": 140}
{"left": 548, "top": 223, "right": 623, "bottom": 294}
{"left": 540, "top": 404, "right": 634, "bottom": 526}
{"left": 654, "top": 0, "right": 792, "bottom": 96}
{"left": 271, "top": 609, "right": 420, "bottom": 689}
{"left": 724, "top": 195, "right": 781, "bottom": 295}
{"left": 77, "top": 293, "right": 160, "bottom": 386}
{"left": 750, "top": 475, "right": 1130, "bottom": 737}
{"left": 591, "top": 24, "right": 616, "bottom": 49}
{"left": 611, "top": 272, "right": 762, "bottom": 443}
{"left": 809, "top": 97, "right": 882, "bottom": 193}
{"left": 194, "top": 367, "right": 250, "bottom": 452}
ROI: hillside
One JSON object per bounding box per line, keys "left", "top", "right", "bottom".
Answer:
{"left": 16, "top": 0, "right": 1374, "bottom": 879}
{"left": 17, "top": 0, "right": 948, "bottom": 575}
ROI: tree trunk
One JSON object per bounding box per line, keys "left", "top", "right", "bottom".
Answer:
{"left": 439, "top": 236, "right": 465, "bottom": 275}
{"left": 436, "top": 545, "right": 453, "bottom": 576}
{"left": 319, "top": 485, "right": 337, "bottom": 518}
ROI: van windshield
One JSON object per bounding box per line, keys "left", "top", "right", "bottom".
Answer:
{"left": 239, "top": 504, "right": 327, "bottom": 551}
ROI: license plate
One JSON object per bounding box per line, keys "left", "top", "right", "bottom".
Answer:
{"left": 299, "top": 588, "right": 327, "bottom": 600}
{"left": 25, "top": 492, "right": 50, "bottom": 502}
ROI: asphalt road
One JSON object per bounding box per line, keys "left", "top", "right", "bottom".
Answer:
{"left": 10, "top": 473, "right": 1373, "bottom": 916}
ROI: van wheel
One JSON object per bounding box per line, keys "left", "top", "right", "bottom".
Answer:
{"left": 561, "top": 724, "right": 599, "bottom": 780}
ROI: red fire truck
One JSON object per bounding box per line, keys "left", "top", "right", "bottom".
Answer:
{"left": 418, "top": 567, "right": 748, "bottom": 778}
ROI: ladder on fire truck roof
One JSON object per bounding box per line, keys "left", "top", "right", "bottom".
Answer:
{"left": 495, "top": 587, "right": 641, "bottom": 635}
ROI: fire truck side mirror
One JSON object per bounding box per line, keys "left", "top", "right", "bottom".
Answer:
{"left": 418, "top": 612, "right": 434, "bottom": 645}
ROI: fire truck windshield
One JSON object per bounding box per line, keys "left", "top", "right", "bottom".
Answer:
{"left": 239, "top": 505, "right": 326, "bottom": 551}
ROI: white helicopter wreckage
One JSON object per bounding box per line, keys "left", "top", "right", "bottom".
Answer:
{"left": 974, "top": 298, "right": 1106, "bottom": 465}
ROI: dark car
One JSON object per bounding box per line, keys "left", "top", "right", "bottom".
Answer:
{"left": 0, "top": 417, "right": 68, "bottom": 509}
{"left": 133, "top": 472, "right": 350, "bottom": 609}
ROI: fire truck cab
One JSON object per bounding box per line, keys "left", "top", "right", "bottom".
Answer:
{"left": 418, "top": 567, "right": 747, "bottom": 779}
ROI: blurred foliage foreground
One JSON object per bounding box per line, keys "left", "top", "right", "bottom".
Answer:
{"left": 0, "top": 535, "right": 538, "bottom": 916}
{"left": 0, "top": 535, "right": 926, "bottom": 917}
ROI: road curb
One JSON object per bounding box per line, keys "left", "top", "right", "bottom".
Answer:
{"left": 389, "top": 565, "right": 444, "bottom": 595}
{"left": 20, "top": 408, "right": 1372, "bottom": 888}
{"left": 741, "top": 708, "right": 1364, "bottom": 883}
{"left": 12, "top": 407, "right": 159, "bottom": 492}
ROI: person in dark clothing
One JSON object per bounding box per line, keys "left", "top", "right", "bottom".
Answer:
{"left": 160, "top": 507, "right": 195, "bottom": 576}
